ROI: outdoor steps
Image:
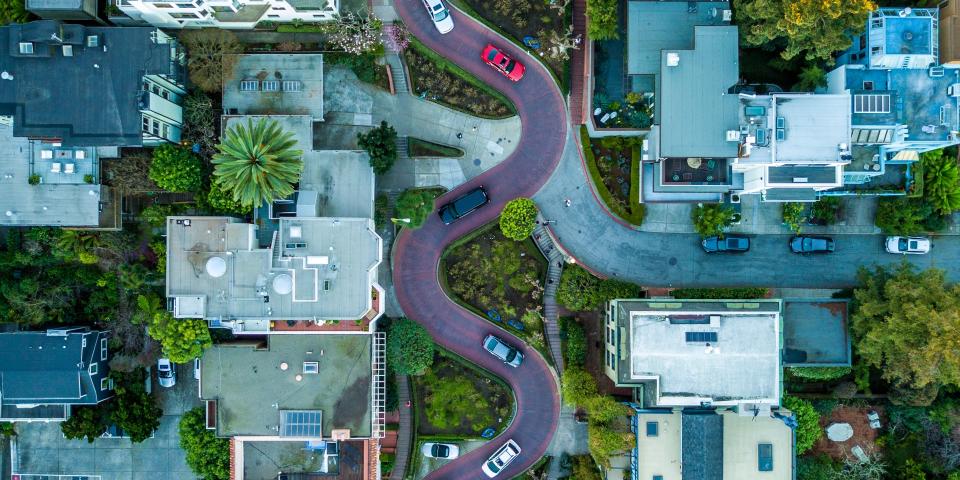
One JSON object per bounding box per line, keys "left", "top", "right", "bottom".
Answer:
{"left": 569, "top": 0, "right": 588, "bottom": 125}
{"left": 533, "top": 221, "right": 565, "bottom": 376}
{"left": 389, "top": 375, "right": 412, "bottom": 480}
{"left": 385, "top": 53, "right": 409, "bottom": 95}
{"left": 395, "top": 136, "right": 409, "bottom": 163}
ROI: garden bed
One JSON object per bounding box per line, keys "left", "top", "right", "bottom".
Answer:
{"left": 408, "top": 137, "right": 464, "bottom": 158}
{"left": 324, "top": 52, "right": 390, "bottom": 91}
{"left": 404, "top": 37, "right": 516, "bottom": 119}
{"left": 810, "top": 404, "right": 884, "bottom": 460}
{"left": 579, "top": 127, "right": 644, "bottom": 225}
{"left": 413, "top": 350, "right": 513, "bottom": 436}
{"left": 440, "top": 222, "right": 551, "bottom": 361}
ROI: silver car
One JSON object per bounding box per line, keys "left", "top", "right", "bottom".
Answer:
{"left": 482, "top": 439, "right": 521, "bottom": 478}
{"left": 421, "top": 442, "right": 460, "bottom": 459}
{"left": 483, "top": 334, "right": 523, "bottom": 368}
{"left": 885, "top": 236, "right": 931, "bottom": 254}
{"left": 422, "top": 0, "right": 454, "bottom": 34}
{"left": 157, "top": 358, "right": 176, "bottom": 388}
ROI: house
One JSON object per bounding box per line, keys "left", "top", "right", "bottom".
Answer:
{"left": 0, "top": 328, "right": 112, "bottom": 422}
{"left": 222, "top": 54, "right": 325, "bottom": 117}
{"left": 941, "top": 0, "right": 960, "bottom": 66}
{"left": 25, "top": 0, "right": 99, "bottom": 21}
{"left": 115, "top": 0, "right": 339, "bottom": 29}
{"left": 0, "top": 21, "right": 185, "bottom": 227}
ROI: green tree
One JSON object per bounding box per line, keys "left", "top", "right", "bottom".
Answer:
{"left": 563, "top": 318, "right": 587, "bottom": 366}
{"left": 556, "top": 265, "right": 638, "bottom": 311}
{"left": 923, "top": 149, "right": 960, "bottom": 215}
{"left": 55, "top": 230, "right": 102, "bottom": 264}
{"left": 811, "top": 196, "right": 841, "bottom": 225}
{"left": 179, "top": 29, "right": 243, "bottom": 93}
{"left": 61, "top": 406, "right": 107, "bottom": 443}
{"left": 875, "top": 197, "right": 933, "bottom": 235}
{"left": 499, "top": 198, "right": 538, "bottom": 241}
{"left": 586, "top": 0, "right": 619, "bottom": 40}
{"left": 394, "top": 189, "right": 436, "bottom": 229}
{"left": 149, "top": 145, "right": 202, "bottom": 193}
{"left": 204, "top": 181, "right": 252, "bottom": 215}
{"left": 110, "top": 369, "right": 162, "bottom": 443}
{"left": 570, "top": 455, "right": 603, "bottom": 480}
{"left": 782, "top": 395, "right": 822, "bottom": 454}
{"left": 793, "top": 64, "right": 827, "bottom": 92}
{"left": 852, "top": 264, "right": 960, "bottom": 404}
{"left": 357, "top": 121, "right": 398, "bottom": 174}
{"left": 422, "top": 370, "right": 492, "bottom": 432}
{"left": 179, "top": 408, "right": 230, "bottom": 480}
{"left": 0, "top": 0, "right": 28, "bottom": 24}
{"left": 692, "top": 203, "right": 735, "bottom": 238}
{"left": 781, "top": 202, "right": 806, "bottom": 233}
{"left": 798, "top": 454, "right": 840, "bottom": 480}
{"left": 586, "top": 395, "right": 630, "bottom": 425}
{"left": 562, "top": 366, "right": 598, "bottom": 407}
{"left": 213, "top": 118, "right": 304, "bottom": 208}
{"left": 147, "top": 312, "right": 212, "bottom": 363}
{"left": 386, "top": 318, "right": 434, "bottom": 375}
{"left": 735, "top": 0, "right": 875, "bottom": 62}
{"left": 588, "top": 423, "right": 634, "bottom": 467}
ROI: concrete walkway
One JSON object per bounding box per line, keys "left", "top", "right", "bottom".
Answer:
{"left": 389, "top": 375, "right": 412, "bottom": 480}
{"left": 544, "top": 405, "right": 588, "bottom": 479}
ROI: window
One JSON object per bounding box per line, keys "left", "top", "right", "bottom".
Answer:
{"left": 863, "top": 81, "right": 874, "bottom": 91}
{"left": 609, "top": 351, "right": 615, "bottom": 366}
{"left": 100, "top": 338, "right": 107, "bottom": 361}
{"left": 854, "top": 94, "right": 891, "bottom": 114}
{"left": 758, "top": 443, "right": 773, "bottom": 471}
{"left": 101, "top": 378, "right": 109, "bottom": 390}
{"left": 161, "top": 89, "right": 169, "bottom": 99}
{"left": 86, "top": 35, "right": 99, "bottom": 47}
{"left": 18, "top": 42, "right": 33, "bottom": 54}
{"left": 646, "top": 421, "right": 658, "bottom": 437}
{"left": 89, "top": 362, "right": 98, "bottom": 375}
{"left": 142, "top": 116, "right": 150, "bottom": 132}
{"left": 653, "top": 476, "right": 664, "bottom": 480}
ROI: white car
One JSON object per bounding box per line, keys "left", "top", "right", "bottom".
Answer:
{"left": 193, "top": 358, "right": 201, "bottom": 380}
{"left": 421, "top": 442, "right": 460, "bottom": 459}
{"left": 422, "top": 0, "right": 454, "bottom": 34}
{"left": 885, "top": 236, "right": 931, "bottom": 254}
{"left": 481, "top": 439, "right": 521, "bottom": 478}
{"left": 157, "top": 358, "right": 176, "bottom": 388}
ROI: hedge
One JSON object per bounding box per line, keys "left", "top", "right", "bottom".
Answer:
{"left": 789, "top": 366, "right": 852, "bottom": 382}
{"left": 670, "top": 287, "right": 769, "bottom": 299}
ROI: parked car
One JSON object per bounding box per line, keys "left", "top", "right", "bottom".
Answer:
{"left": 193, "top": 358, "right": 201, "bottom": 380}
{"left": 482, "top": 439, "right": 521, "bottom": 478}
{"left": 438, "top": 186, "right": 489, "bottom": 224}
{"left": 481, "top": 44, "right": 525, "bottom": 81}
{"left": 157, "top": 358, "right": 176, "bottom": 388}
{"left": 789, "top": 235, "right": 835, "bottom": 254}
{"left": 421, "top": 442, "right": 460, "bottom": 459}
{"left": 421, "top": 0, "right": 454, "bottom": 34}
{"left": 701, "top": 235, "right": 750, "bottom": 253}
{"left": 885, "top": 236, "right": 930, "bottom": 255}
{"left": 483, "top": 334, "right": 523, "bottom": 368}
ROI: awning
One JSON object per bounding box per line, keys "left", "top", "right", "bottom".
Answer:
{"left": 892, "top": 150, "right": 920, "bottom": 161}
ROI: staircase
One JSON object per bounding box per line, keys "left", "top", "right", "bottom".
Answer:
{"left": 389, "top": 375, "right": 412, "bottom": 480}
{"left": 533, "top": 221, "right": 565, "bottom": 376}
{"left": 385, "top": 53, "right": 409, "bottom": 94}
{"left": 395, "top": 136, "right": 409, "bottom": 163}
{"left": 569, "top": 0, "right": 588, "bottom": 124}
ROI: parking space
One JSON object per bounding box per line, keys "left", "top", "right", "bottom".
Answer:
{"left": 13, "top": 362, "right": 201, "bottom": 480}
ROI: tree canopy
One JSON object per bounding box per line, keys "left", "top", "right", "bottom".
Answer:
{"left": 499, "top": 198, "right": 538, "bottom": 241}
{"left": 179, "top": 29, "right": 243, "bottom": 93}
{"left": 180, "top": 408, "right": 230, "bottom": 480}
{"left": 852, "top": 264, "right": 960, "bottom": 405}
{"left": 556, "top": 265, "right": 638, "bottom": 311}
{"left": 109, "top": 369, "right": 163, "bottom": 443}
{"left": 692, "top": 203, "right": 735, "bottom": 238}
{"left": 394, "top": 188, "right": 436, "bottom": 229}
{"left": 212, "top": 117, "right": 304, "bottom": 208}
{"left": 735, "top": 0, "right": 875, "bottom": 62}
{"left": 386, "top": 317, "right": 435, "bottom": 375}
{"left": 874, "top": 197, "right": 936, "bottom": 235}
{"left": 586, "top": 0, "right": 619, "bottom": 40}
{"left": 149, "top": 144, "right": 203, "bottom": 193}
{"left": 147, "top": 312, "right": 212, "bottom": 364}
{"left": 357, "top": 121, "right": 398, "bottom": 175}
{"left": 923, "top": 149, "right": 960, "bottom": 216}
{"left": 782, "top": 395, "right": 822, "bottom": 454}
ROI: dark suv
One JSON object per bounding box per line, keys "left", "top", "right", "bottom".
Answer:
{"left": 701, "top": 235, "right": 750, "bottom": 253}
{"left": 438, "top": 186, "right": 489, "bottom": 224}
{"left": 789, "top": 235, "right": 835, "bottom": 254}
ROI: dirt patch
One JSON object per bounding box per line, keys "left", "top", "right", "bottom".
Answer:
{"left": 414, "top": 353, "right": 513, "bottom": 437}
{"left": 810, "top": 405, "right": 885, "bottom": 460}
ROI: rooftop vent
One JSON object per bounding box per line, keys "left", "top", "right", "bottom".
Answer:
{"left": 205, "top": 256, "right": 227, "bottom": 278}
{"left": 666, "top": 52, "right": 680, "bottom": 67}
{"left": 272, "top": 273, "right": 293, "bottom": 295}
{"left": 726, "top": 130, "right": 740, "bottom": 142}
{"left": 303, "top": 361, "right": 319, "bottom": 374}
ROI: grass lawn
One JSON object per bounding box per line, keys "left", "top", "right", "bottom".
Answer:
{"left": 440, "top": 221, "right": 552, "bottom": 363}
{"left": 405, "top": 37, "right": 516, "bottom": 119}
{"left": 324, "top": 52, "right": 390, "bottom": 91}
{"left": 408, "top": 137, "right": 464, "bottom": 158}
{"left": 579, "top": 126, "right": 645, "bottom": 226}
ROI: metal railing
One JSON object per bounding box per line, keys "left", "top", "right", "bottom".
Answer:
{"left": 372, "top": 332, "right": 386, "bottom": 439}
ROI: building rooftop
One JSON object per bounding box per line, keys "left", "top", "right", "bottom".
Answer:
{"left": 625, "top": 1, "right": 730, "bottom": 76}
{"left": 241, "top": 439, "right": 368, "bottom": 480}
{"left": 658, "top": 26, "right": 741, "bottom": 158}
{"left": 766, "top": 165, "right": 841, "bottom": 186}
{"left": 612, "top": 299, "right": 782, "bottom": 407}
{"left": 882, "top": 15, "right": 933, "bottom": 55}
{"left": 200, "top": 334, "right": 372, "bottom": 438}
{"left": 0, "top": 328, "right": 106, "bottom": 405}
{"left": 0, "top": 21, "right": 182, "bottom": 146}
{"left": 222, "top": 54, "right": 325, "bottom": 117}
{"left": 783, "top": 299, "right": 851, "bottom": 366}
{"left": 682, "top": 412, "right": 723, "bottom": 479}
{"left": 25, "top": 0, "right": 84, "bottom": 10}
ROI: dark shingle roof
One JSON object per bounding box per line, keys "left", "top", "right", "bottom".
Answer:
{"left": 681, "top": 412, "right": 724, "bottom": 480}
{"left": 0, "top": 20, "right": 181, "bottom": 146}
{"left": 0, "top": 329, "right": 103, "bottom": 404}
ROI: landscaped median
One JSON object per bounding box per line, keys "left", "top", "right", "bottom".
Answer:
{"left": 578, "top": 126, "right": 645, "bottom": 226}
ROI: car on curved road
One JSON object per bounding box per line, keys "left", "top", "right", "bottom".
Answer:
{"left": 438, "top": 186, "right": 489, "bottom": 224}
{"left": 483, "top": 334, "right": 523, "bottom": 368}
{"left": 482, "top": 44, "right": 525, "bottom": 81}
{"left": 421, "top": 0, "right": 454, "bottom": 34}
{"left": 421, "top": 442, "right": 460, "bottom": 459}
{"left": 482, "top": 439, "right": 521, "bottom": 477}
{"left": 885, "top": 236, "right": 931, "bottom": 255}
{"left": 701, "top": 235, "right": 750, "bottom": 253}
{"left": 789, "top": 235, "right": 835, "bottom": 254}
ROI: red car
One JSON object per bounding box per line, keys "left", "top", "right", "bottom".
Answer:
{"left": 481, "top": 44, "right": 525, "bottom": 81}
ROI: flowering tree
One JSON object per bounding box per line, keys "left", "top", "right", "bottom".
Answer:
{"left": 387, "top": 23, "right": 410, "bottom": 52}
{"left": 327, "top": 12, "right": 383, "bottom": 55}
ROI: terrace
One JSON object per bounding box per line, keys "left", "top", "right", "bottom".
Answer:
{"left": 661, "top": 157, "right": 729, "bottom": 185}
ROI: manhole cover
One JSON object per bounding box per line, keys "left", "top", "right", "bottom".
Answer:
{"left": 668, "top": 257, "right": 678, "bottom": 266}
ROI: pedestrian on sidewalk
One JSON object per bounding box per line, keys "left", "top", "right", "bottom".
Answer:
{"left": 564, "top": 198, "right": 572, "bottom": 207}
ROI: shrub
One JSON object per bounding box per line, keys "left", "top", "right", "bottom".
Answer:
{"left": 789, "top": 366, "right": 852, "bottom": 382}
{"left": 692, "top": 203, "right": 735, "bottom": 238}
{"left": 204, "top": 181, "right": 251, "bottom": 215}
{"left": 562, "top": 366, "right": 598, "bottom": 407}
{"left": 149, "top": 144, "right": 202, "bottom": 193}
{"left": 499, "top": 198, "right": 538, "bottom": 241}
{"left": 374, "top": 193, "right": 389, "bottom": 230}
{"left": 570, "top": 455, "right": 603, "bottom": 480}
{"left": 811, "top": 197, "right": 841, "bottom": 225}
{"left": 0, "top": 0, "right": 29, "bottom": 24}
{"left": 61, "top": 406, "right": 107, "bottom": 443}
{"left": 586, "top": 395, "right": 630, "bottom": 425}
{"left": 782, "top": 395, "right": 822, "bottom": 454}
{"left": 563, "top": 317, "right": 587, "bottom": 367}
{"left": 670, "top": 287, "right": 768, "bottom": 299}
{"left": 557, "top": 265, "right": 639, "bottom": 311}
{"left": 586, "top": 0, "right": 619, "bottom": 40}
{"left": 782, "top": 202, "right": 806, "bottom": 233}
{"left": 28, "top": 174, "right": 40, "bottom": 185}
{"left": 140, "top": 204, "right": 180, "bottom": 228}
{"left": 386, "top": 318, "right": 434, "bottom": 375}
{"left": 422, "top": 369, "right": 492, "bottom": 432}
{"left": 394, "top": 189, "right": 436, "bottom": 229}
{"left": 798, "top": 454, "right": 840, "bottom": 480}
{"left": 875, "top": 197, "right": 935, "bottom": 235}
{"left": 588, "top": 423, "right": 633, "bottom": 467}
{"left": 357, "top": 121, "right": 398, "bottom": 174}
{"left": 180, "top": 408, "right": 230, "bottom": 480}
{"left": 147, "top": 312, "right": 212, "bottom": 363}
{"left": 83, "top": 174, "right": 95, "bottom": 184}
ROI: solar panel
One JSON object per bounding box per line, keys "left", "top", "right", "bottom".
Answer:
{"left": 281, "top": 410, "right": 322, "bottom": 437}
{"left": 685, "top": 331, "right": 718, "bottom": 343}
{"left": 262, "top": 80, "right": 280, "bottom": 92}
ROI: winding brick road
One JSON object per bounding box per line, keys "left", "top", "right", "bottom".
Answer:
{"left": 391, "top": 2, "right": 567, "bottom": 479}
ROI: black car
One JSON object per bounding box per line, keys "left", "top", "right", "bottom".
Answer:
{"left": 789, "top": 235, "right": 835, "bottom": 254}
{"left": 701, "top": 235, "right": 750, "bottom": 253}
{"left": 438, "top": 186, "right": 489, "bottom": 224}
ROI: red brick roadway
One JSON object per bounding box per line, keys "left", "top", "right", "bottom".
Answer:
{"left": 391, "top": 1, "right": 568, "bottom": 479}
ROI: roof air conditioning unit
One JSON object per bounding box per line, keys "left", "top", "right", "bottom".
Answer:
{"left": 726, "top": 130, "right": 741, "bottom": 142}
{"left": 666, "top": 52, "right": 680, "bottom": 67}
{"left": 722, "top": 9, "right": 732, "bottom": 22}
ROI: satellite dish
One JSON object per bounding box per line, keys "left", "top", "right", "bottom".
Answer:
{"left": 272, "top": 273, "right": 293, "bottom": 295}
{"left": 206, "top": 256, "right": 227, "bottom": 278}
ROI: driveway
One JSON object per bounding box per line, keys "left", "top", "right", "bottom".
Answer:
{"left": 391, "top": 1, "right": 567, "bottom": 479}
{"left": 12, "top": 362, "right": 201, "bottom": 480}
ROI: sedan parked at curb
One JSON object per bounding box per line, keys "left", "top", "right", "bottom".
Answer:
{"left": 421, "top": 0, "right": 454, "bottom": 34}
{"left": 482, "top": 439, "right": 521, "bottom": 478}
{"left": 421, "top": 442, "right": 460, "bottom": 459}
{"left": 482, "top": 44, "right": 525, "bottom": 81}
{"left": 701, "top": 235, "right": 750, "bottom": 253}
{"left": 438, "top": 186, "right": 489, "bottom": 224}
{"left": 483, "top": 334, "right": 523, "bottom": 368}
{"left": 885, "top": 236, "right": 931, "bottom": 254}
{"left": 789, "top": 235, "right": 835, "bottom": 254}
{"left": 157, "top": 358, "right": 176, "bottom": 388}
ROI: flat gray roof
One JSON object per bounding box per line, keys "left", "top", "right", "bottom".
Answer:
{"left": 200, "top": 335, "right": 372, "bottom": 438}
{"left": 0, "top": 124, "right": 102, "bottom": 226}
{"left": 659, "top": 26, "right": 741, "bottom": 158}
{"left": 222, "top": 54, "right": 324, "bottom": 117}
{"left": 773, "top": 94, "right": 851, "bottom": 163}
{"left": 626, "top": 1, "right": 730, "bottom": 76}
{"left": 783, "top": 299, "right": 851, "bottom": 366}
{"left": 767, "top": 165, "right": 840, "bottom": 185}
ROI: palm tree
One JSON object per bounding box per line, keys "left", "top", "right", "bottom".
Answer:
{"left": 212, "top": 118, "right": 304, "bottom": 208}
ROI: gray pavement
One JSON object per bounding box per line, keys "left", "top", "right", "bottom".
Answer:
{"left": 534, "top": 128, "right": 960, "bottom": 288}
{"left": 544, "top": 406, "right": 588, "bottom": 479}
{"left": 414, "top": 440, "right": 486, "bottom": 480}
